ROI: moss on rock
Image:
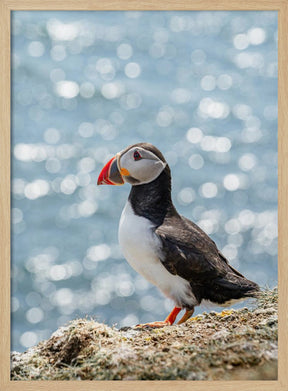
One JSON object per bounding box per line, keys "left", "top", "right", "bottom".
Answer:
{"left": 11, "top": 287, "right": 278, "bottom": 381}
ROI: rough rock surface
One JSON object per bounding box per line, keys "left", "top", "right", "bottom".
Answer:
{"left": 11, "top": 287, "right": 277, "bottom": 380}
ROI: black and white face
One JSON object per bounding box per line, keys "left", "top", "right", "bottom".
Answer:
{"left": 118, "top": 146, "right": 167, "bottom": 185}
{"left": 97, "top": 144, "right": 167, "bottom": 186}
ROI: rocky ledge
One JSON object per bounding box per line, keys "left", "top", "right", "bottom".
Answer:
{"left": 11, "top": 287, "right": 277, "bottom": 381}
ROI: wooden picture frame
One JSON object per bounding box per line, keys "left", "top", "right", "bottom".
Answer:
{"left": 1, "top": 0, "right": 287, "bottom": 390}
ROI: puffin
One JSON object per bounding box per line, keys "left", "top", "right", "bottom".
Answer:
{"left": 97, "top": 142, "right": 259, "bottom": 327}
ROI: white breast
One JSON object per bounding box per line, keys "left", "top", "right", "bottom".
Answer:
{"left": 118, "top": 201, "right": 197, "bottom": 308}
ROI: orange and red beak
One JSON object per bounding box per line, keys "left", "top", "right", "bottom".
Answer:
{"left": 97, "top": 155, "right": 125, "bottom": 186}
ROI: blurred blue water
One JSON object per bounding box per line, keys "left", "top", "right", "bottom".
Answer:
{"left": 11, "top": 11, "right": 278, "bottom": 352}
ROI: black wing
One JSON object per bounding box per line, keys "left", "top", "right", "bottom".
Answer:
{"left": 155, "top": 214, "right": 259, "bottom": 304}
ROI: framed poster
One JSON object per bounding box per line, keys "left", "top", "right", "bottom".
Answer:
{"left": 0, "top": 1, "right": 287, "bottom": 390}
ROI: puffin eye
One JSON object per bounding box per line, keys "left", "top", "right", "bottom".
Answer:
{"left": 133, "top": 150, "right": 142, "bottom": 161}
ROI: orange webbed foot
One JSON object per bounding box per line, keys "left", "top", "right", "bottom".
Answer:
{"left": 134, "top": 307, "right": 182, "bottom": 329}
{"left": 134, "top": 320, "right": 171, "bottom": 329}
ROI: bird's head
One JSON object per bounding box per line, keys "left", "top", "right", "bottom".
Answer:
{"left": 97, "top": 143, "right": 167, "bottom": 186}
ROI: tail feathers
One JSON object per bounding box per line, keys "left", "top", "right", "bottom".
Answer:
{"left": 202, "top": 274, "right": 260, "bottom": 305}
{"left": 217, "top": 275, "right": 260, "bottom": 295}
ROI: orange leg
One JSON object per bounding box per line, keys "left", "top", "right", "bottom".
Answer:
{"left": 177, "top": 308, "right": 194, "bottom": 325}
{"left": 165, "top": 306, "right": 182, "bottom": 325}
{"left": 135, "top": 307, "right": 182, "bottom": 329}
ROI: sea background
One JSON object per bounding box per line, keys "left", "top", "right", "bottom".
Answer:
{"left": 11, "top": 11, "right": 278, "bottom": 352}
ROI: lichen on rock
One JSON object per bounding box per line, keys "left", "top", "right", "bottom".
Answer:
{"left": 11, "top": 287, "right": 278, "bottom": 381}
